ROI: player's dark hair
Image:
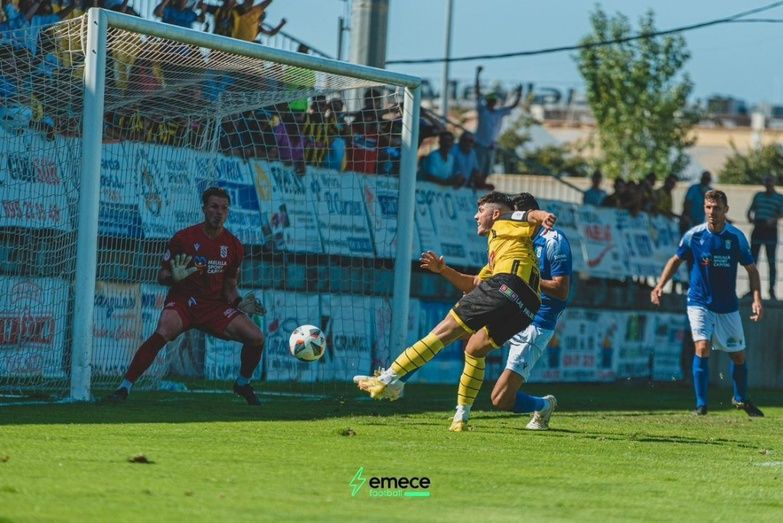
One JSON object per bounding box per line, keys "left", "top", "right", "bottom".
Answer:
{"left": 512, "top": 192, "right": 540, "bottom": 212}
{"left": 704, "top": 189, "right": 728, "bottom": 207}
{"left": 477, "top": 191, "right": 512, "bottom": 209}
{"left": 202, "top": 187, "right": 231, "bottom": 206}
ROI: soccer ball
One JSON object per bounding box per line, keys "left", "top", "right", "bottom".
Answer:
{"left": 288, "top": 325, "right": 326, "bottom": 362}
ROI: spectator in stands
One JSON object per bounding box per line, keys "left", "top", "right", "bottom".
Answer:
{"left": 347, "top": 117, "right": 379, "bottom": 175}
{"left": 285, "top": 43, "right": 314, "bottom": 118}
{"left": 204, "top": 0, "right": 237, "bottom": 37}
{"left": 601, "top": 178, "right": 626, "bottom": 208}
{"left": 154, "top": 0, "right": 205, "bottom": 28}
{"left": 746, "top": 175, "right": 783, "bottom": 300}
{"left": 451, "top": 131, "right": 481, "bottom": 188}
{"left": 640, "top": 171, "right": 657, "bottom": 214}
{"left": 323, "top": 97, "right": 346, "bottom": 170}
{"left": 680, "top": 170, "right": 712, "bottom": 234}
{"left": 256, "top": 9, "right": 285, "bottom": 39}
{"left": 474, "top": 65, "right": 521, "bottom": 178}
{"left": 583, "top": 170, "right": 607, "bottom": 206}
{"left": 269, "top": 103, "right": 304, "bottom": 173}
{"left": 303, "top": 95, "right": 338, "bottom": 167}
{"left": 654, "top": 175, "right": 678, "bottom": 218}
{"left": 231, "top": 0, "right": 285, "bottom": 42}
{"left": 352, "top": 87, "right": 384, "bottom": 135}
{"left": 420, "top": 131, "right": 463, "bottom": 187}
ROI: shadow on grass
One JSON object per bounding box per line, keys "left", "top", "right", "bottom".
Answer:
{"left": 1, "top": 381, "right": 781, "bottom": 426}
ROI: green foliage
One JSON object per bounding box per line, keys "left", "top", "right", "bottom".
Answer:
{"left": 496, "top": 114, "right": 590, "bottom": 177}
{"left": 1, "top": 383, "right": 782, "bottom": 521}
{"left": 720, "top": 144, "right": 783, "bottom": 185}
{"left": 576, "top": 8, "right": 699, "bottom": 180}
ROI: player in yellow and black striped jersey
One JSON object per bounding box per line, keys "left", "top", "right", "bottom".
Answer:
{"left": 354, "top": 192, "right": 557, "bottom": 431}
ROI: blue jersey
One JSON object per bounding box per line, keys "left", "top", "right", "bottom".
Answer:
{"left": 676, "top": 223, "right": 753, "bottom": 313}
{"left": 532, "top": 228, "right": 572, "bottom": 330}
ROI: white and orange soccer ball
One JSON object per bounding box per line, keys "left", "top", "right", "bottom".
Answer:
{"left": 288, "top": 325, "right": 326, "bottom": 362}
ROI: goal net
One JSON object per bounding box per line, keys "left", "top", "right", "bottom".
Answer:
{"left": 0, "top": 9, "right": 420, "bottom": 401}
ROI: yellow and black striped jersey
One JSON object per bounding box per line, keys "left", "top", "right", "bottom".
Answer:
{"left": 477, "top": 212, "right": 540, "bottom": 293}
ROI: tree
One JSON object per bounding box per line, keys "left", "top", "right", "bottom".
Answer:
{"left": 576, "top": 8, "right": 699, "bottom": 180}
{"left": 720, "top": 144, "right": 783, "bottom": 185}
{"left": 496, "top": 114, "right": 590, "bottom": 177}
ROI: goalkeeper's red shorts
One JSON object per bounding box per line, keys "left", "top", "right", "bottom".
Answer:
{"left": 164, "top": 294, "right": 243, "bottom": 337}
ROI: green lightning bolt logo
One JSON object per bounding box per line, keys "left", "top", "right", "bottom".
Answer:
{"left": 350, "top": 466, "right": 366, "bottom": 496}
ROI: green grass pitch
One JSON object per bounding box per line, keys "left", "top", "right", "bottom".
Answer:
{"left": 1, "top": 382, "right": 781, "bottom": 522}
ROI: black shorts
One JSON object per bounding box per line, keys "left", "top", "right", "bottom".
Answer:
{"left": 450, "top": 273, "right": 541, "bottom": 347}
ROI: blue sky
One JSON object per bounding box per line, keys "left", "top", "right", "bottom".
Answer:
{"left": 265, "top": 0, "right": 783, "bottom": 106}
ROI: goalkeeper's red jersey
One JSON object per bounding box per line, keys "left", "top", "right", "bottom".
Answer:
{"left": 161, "top": 224, "right": 244, "bottom": 303}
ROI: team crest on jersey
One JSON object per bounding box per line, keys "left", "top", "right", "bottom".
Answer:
{"left": 220, "top": 245, "right": 228, "bottom": 258}
{"left": 536, "top": 246, "right": 543, "bottom": 258}
{"left": 194, "top": 242, "right": 200, "bottom": 252}
{"left": 724, "top": 239, "right": 731, "bottom": 250}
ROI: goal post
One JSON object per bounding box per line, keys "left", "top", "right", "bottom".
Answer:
{"left": 1, "top": 8, "right": 422, "bottom": 402}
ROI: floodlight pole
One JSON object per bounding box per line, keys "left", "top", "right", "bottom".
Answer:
{"left": 440, "top": 0, "right": 454, "bottom": 119}
{"left": 70, "top": 7, "right": 108, "bottom": 401}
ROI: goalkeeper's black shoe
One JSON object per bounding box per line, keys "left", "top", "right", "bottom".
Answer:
{"left": 691, "top": 406, "right": 708, "bottom": 416}
{"left": 233, "top": 382, "right": 261, "bottom": 406}
{"left": 732, "top": 398, "right": 764, "bottom": 417}
{"left": 106, "top": 387, "right": 129, "bottom": 403}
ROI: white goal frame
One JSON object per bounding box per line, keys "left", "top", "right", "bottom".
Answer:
{"left": 70, "top": 8, "right": 421, "bottom": 401}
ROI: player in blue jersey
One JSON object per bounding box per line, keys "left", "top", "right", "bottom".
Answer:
{"left": 651, "top": 190, "right": 765, "bottom": 417}
{"left": 488, "top": 192, "right": 572, "bottom": 430}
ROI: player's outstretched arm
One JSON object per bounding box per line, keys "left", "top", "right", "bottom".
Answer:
{"left": 744, "top": 264, "right": 764, "bottom": 322}
{"left": 650, "top": 255, "right": 683, "bottom": 306}
{"left": 420, "top": 250, "right": 477, "bottom": 293}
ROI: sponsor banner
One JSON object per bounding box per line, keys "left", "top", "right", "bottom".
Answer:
{"left": 0, "top": 133, "right": 70, "bottom": 231}
{"left": 615, "top": 210, "right": 661, "bottom": 277}
{"left": 406, "top": 300, "right": 465, "bottom": 384}
{"left": 649, "top": 313, "right": 687, "bottom": 381}
{"left": 203, "top": 288, "right": 261, "bottom": 381}
{"left": 98, "top": 142, "right": 143, "bottom": 237}
{"left": 368, "top": 297, "right": 421, "bottom": 372}
{"left": 362, "top": 176, "right": 421, "bottom": 260}
{"left": 615, "top": 311, "right": 652, "bottom": 378}
{"left": 91, "top": 282, "right": 143, "bottom": 376}
{"left": 576, "top": 206, "right": 627, "bottom": 279}
{"left": 249, "top": 159, "right": 322, "bottom": 253}
{"left": 307, "top": 168, "right": 375, "bottom": 257}
{"left": 0, "top": 277, "right": 68, "bottom": 378}
{"left": 319, "top": 294, "right": 373, "bottom": 381}
{"left": 530, "top": 309, "right": 619, "bottom": 383}
{"left": 415, "top": 183, "right": 470, "bottom": 266}
{"left": 649, "top": 214, "right": 689, "bottom": 281}
{"left": 134, "top": 143, "right": 201, "bottom": 239}
{"left": 140, "top": 283, "right": 180, "bottom": 377}
{"left": 539, "top": 199, "right": 585, "bottom": 273}
{"left": 261, "top": 290, "right": 322, "bottom": 383}
{"left": 193, "top": 151, "right": 266, "bottom": 246}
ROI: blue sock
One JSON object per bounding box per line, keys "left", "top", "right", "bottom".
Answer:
{"left": 235, "top": 375, "right": 250, "bottom": 386}
{"left": 692, "top": 355, "right": 709, "bottom": 408}
{"left": 730, "top": 361, "right": 748, "bottom": 403}
{"left": 513, "top": 392, "right": 547, "bottom": 413}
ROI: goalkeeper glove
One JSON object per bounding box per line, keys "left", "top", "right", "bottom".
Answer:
{"left": 237, "top": 292, "right": 266, "bottom": 316}
{"left": 171, "top": 254, "right": 198, "bottom": 282}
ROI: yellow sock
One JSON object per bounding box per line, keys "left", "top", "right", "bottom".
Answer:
{"left": 457, "top": 354, "right": 485, "bottom": 407}
{"left": 390, "top": 333, "right": 445, "bottom": 377}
